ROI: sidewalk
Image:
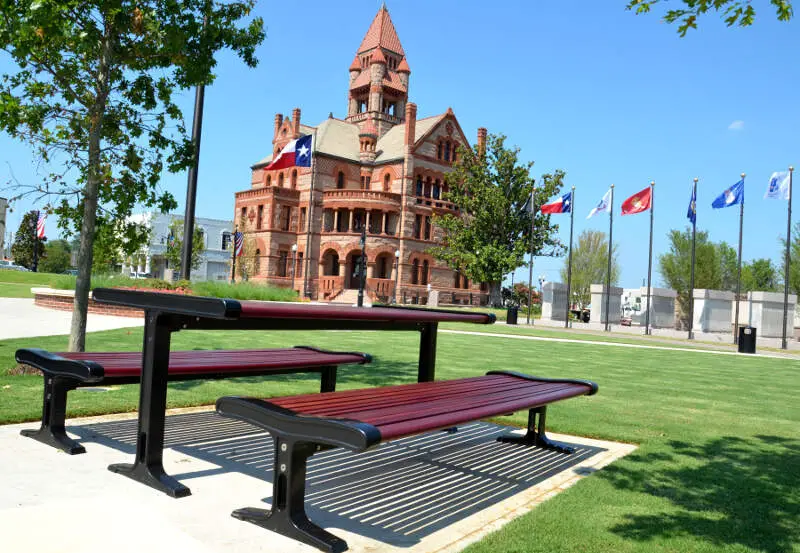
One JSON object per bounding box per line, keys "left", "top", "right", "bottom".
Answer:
{"left": 0, "top": 298, "right": 142, "bottom": 340}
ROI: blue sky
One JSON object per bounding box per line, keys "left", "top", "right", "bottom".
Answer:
{"left": 1, "top": 0, "right": 798, "bottom": 288}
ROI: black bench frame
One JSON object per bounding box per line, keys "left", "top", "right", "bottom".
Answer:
{"left": 216, "top": 371, "right": 598, "bottom": 553}
{"left": 17, "top": 345, "right": 366, "bottom": 457}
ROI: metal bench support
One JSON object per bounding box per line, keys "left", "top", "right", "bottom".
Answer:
{"left": 108, "top": 311, "right": 191, "bottom": 498}
{"left": 497, "top": 406, "right": 575, "bottom": 454}
{"left": 21, "top": 377, "right": 84, "bottom": 454}
{"left": 232, "top": 436, "right": 346, "bottom": 553}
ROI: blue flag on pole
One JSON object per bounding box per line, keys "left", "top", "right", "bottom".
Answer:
{"left": 687, "top": 185, "right": 696, "bottom": 224}
{"left": 711, "top": 179, "right": 744, "bottom": 209}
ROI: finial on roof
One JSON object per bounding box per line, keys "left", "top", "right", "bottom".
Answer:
{"left": 381, "top": 1, "right": 387, "bottom": 10}
{"left": 328, "top": 112, "right": 333, "bottom": 119}
{"left": 446, "top": 106, "right": 454, "bottom": 115}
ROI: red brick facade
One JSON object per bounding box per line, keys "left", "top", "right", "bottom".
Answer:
{"left": 233, "top": 6, "right": 488, "bottom": 304}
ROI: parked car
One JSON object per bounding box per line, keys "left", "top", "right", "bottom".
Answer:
{"left": 63, "top": 269, "right": 79, "bottom": 276}
{"left": 0, "top": 260, "right": 30, "bottom": 271}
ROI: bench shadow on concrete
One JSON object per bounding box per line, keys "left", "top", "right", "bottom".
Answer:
{"left": 72, "top": 412, "right": 605, "bottom": 547}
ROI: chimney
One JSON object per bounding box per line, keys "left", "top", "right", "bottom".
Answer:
{"left": 477, "top": 127, "right": 488, "bottom": 154}
{"left": 291, "top": 108, "right": 301, "bottom": 137}
{"left": 273, "top": 113, "right": 283, "bottom": 139}
{"left": 404, "top": 102, "right": 417, "bottom": 148}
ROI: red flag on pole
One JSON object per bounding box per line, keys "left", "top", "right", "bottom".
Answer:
{"left": 621, "top": 186, "right": 652, "bottom": 215}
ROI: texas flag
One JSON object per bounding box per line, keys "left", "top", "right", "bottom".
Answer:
{"left": 265, "top": 134, "right": 313, "bottom": 171}
{"left": 540, "top": 191, "right": 572, "bottom": 214}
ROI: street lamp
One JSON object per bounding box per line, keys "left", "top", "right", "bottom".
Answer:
{"left": 291, "top": 243, "right": 298, "bottom": 292}
{"left": 394, "top": 249, "right": 400, "bottom": 304}
{"left": 357, "top": 222, "right": 367, "bottom": 307}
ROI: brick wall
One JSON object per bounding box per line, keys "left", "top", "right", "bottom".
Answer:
{"left": 34, "top": 292, "right": 143, "bottom": 318}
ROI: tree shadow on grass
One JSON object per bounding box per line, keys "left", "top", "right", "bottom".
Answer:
{"left": 601, "top": 435, "right": 800, "bottom": 553}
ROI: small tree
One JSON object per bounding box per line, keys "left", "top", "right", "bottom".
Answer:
{"left": 163, "top": 219, "right": 204, "bottom": 274}
{"left": 40, "top": 239, "right": 71, "bottom": 273}
{"left": 716, "top": 242, "right": 740, "bottom": 292}
{"left": 560, "top": 230, "right": 619, "bottom": 308}
{"left": 627, "top": 0, "right": 793, "bottom": 35}
{"left": 237, "top": 235, "right": 259, "bottom": 280}
{"left": 0, "top": 1, "right": 265, "bottom": 351}
{"left": 658, "top": 228, "right": 722, "bottom": 327}
{"left": 431, "top": 134, "right": 566, "bottom": 306}
{"left": 741, "top": 258, "right": 779, "bottom": 292}
{"left": 10, "top": 210, "right": 46, "bottom": 269}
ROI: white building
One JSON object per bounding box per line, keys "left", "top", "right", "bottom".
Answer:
{"left": 0, "top": 197, "right": 8, "bottom": 259}
{"left": 125, "top": 212, "right": 234, "bottom": 282}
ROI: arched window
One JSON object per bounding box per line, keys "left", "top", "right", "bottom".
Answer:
{"left": 291, "top": 170, "right": 297, "bottom": 189}
{"left": 454, "top": 270, "right": 461, "bottom": 288}
{"left": 383, "top": 173, "right": 391, "bottom": 191}
{"left": 444, "top": 141, "right": 451, "bottom": 162}
{"left": 433, "top": 179, "right": 440, "bottom": 200}
{"left": 451, "top": 143, "right": 458, "bottom": 162}
{"left": 266, "top": 175, "right": 272, "bottom": 187}
{"left": 337, "top": 171, "right": 345, "bottom": 189}
{"left": 411, "top": 259, "right": 419, "bottom": 285}
{"left": 278, "top": 173, "right": 284, "bottom": 187}
{"left": 416, "top": 175, "right": 423, "bottom": 196}
{"left": 437, "top": 142, "right": 443, "bottom": 160}
{"left": 421, "top": 260, "right": 429, "bottom": 285}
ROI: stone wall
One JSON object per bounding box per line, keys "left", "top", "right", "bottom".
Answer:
{"left": 33, "top": 288, "right": 143, "bottom": 318}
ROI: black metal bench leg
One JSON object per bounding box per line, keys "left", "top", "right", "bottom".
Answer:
{"left": 232, "top": 437, "right": 347, "bottom": 553}
{"left": 319, "top": 366, "right": 337, "bottom": 393}
{"left": 497, "top": 406, "right": 575, "bottom": 454}
{"left": 21, "top": 377, "right": 84, "bottom": 454}
{"left": 108, "top": 311, "right": 190, "bottom": 498}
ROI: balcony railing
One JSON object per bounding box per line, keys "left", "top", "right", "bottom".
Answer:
{"left": 323, "top": 189, "right": 401, "bottom": 208}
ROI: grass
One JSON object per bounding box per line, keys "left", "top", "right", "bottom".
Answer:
{"left": 1, "top": 327, "right": 799, "bottom": 552}
{"left": 0, "top": 282, "right": 36, "bottom": 298}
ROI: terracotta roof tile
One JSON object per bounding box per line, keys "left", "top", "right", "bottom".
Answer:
{"left": 357, "top": 6, "right": 405, "bottom": 56}
{"left": 397, "top": 57, "right": 410, "bottom": 73}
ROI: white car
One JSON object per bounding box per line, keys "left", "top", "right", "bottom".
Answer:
{"left": 0, "top": 260, "right": 30, "bottom": 271}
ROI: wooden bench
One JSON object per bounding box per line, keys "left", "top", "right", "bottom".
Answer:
{"left": 216, "top": 371, "right": 598, "bottom": 553}
{"left": 16, "top": 346, "right": 371, "bottom": 455}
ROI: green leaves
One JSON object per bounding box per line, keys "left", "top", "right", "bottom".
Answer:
{"left": 627, "top": 0, "right": 793, "bottom": 36}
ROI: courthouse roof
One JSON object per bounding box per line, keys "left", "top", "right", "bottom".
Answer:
{"left": 357, "top": 5, "right": 405, "bottom": 56}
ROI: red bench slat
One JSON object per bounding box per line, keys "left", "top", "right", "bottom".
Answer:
{"left": 54, "top": 348, "right": 368, "bottom": 379}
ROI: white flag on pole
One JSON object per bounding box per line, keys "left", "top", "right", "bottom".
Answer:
{"left": 765, "top": 171, "right": 790, "bottom": 200}
{"left": 587, "top": 189, "right": 612, "bottom": 219}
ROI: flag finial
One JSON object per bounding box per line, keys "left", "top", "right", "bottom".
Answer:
{"left": 693, "top": 177, "right": 699, "bottom": 183}
{"left": 741, "top": 172, "right": 746, "bottom": 178}
{"left": 790, "top": 166, "right": 794, "bottom": 172}
{"left": 610, "top": 183, "right": 615, "bottom": 188}
{"left": 650, "top": 180, "right": 655, "bottom": 186}
{"left": 571, "top": 185, "right": 575, "bottom": 190}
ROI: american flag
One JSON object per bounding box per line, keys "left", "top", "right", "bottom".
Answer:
{"left": 36, "top": 212, "right": 47, "bottom": 239}
{"left": 234, "top": 231, "right": 244, "bottom": 257}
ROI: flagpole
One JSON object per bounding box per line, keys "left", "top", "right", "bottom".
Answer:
{"left": 32, "top": 210, "right": 39, "bottom": 273}
{"left": 302, "top": 130, "right": 318, "bottom": 299}
{"left": 526, "top": 185, "right": 536, "bottom": 325}
{"left": 604, "top": 185, "right": 614, "bottom": 332}
{"left": 688, "top": 177, "right": 698, "bottom": 339}
{"left": 565, "top": 186, "right": 575, "bottom": 328}
{"left": 644, "top": 181, "right": 655, "bottom": 336}
{"left": 230, "top": 226, "right": 238, "bottom": 284}
{"left": 733, "top": 172, "right": 745, "bottom": 344}
{"left": 781, "top": 166, "right": 794, "bottom": 349}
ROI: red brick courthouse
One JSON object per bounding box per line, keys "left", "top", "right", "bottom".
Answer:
{"left": 234, "top": 6, "right": 489, "bottom": 304}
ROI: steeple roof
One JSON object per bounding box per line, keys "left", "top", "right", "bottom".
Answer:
{"left": 357, "top": 5, "right": 405, "bottom": 56}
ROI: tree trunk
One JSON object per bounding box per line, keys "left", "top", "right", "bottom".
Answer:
{"left": 68, "top": 22, "right": 113, "bottom": 352}
{"left": 488, "top": 281, "right": 503, "bottom": 307}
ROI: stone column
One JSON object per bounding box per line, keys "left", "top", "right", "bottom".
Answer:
{"left": 692, "top": 289, "right": 734, "bottom": 333}
{"left": 365, "top": 210, "right": 371, "bottom": 234}
{"left": 338, "top": 260, "right": 346, "bottom": 277}
{"left": 348, "top": 210, "right": 354, "bottom": 232}
{"left": 590, "top": 284, "right": 623, "bottom": 325}
{"left": 144, "top": 256, "right": 151, "bottom": 275}
{"left": 381, "top": 211, "right": 387, "bottom": 234}
{"left": 334, "top": 210, "right": 340, "bottom": 232}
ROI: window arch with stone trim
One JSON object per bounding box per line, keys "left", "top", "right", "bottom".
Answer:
{"left": 291, "top": 170, "right": 298, "bottom": 189}
{"left": 337, "top": 171, "right": 345, "bottom": 189}
{"left": 383, "top": 173, "right": 391, "bottom": 191}
{"left": 265, "top": 174, "right": 272, "bottom": 187}
{"left": 278, "top": 173, "right": 284, "bottom": 187}
{"left": 410, "top": 258, "right": 419, "bottom": 285}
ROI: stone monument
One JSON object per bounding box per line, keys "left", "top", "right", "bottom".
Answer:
{"left": 590, "top": 284, "right": 623, "bottom": 324}
{"left": 541, "top": 282, "right": 568, "bottom": 321}
{"left": 747, "top": 291, "right": 797, "bottom": 338}
{"left": 692, "top": 289, "right": 734, "bottom": 333}
{"left": 641, "top": 287, "right": 677, "bottom": 328}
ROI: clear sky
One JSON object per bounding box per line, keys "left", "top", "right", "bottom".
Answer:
{"left": 2, "top": 0, "right": 798, "bottom": 289}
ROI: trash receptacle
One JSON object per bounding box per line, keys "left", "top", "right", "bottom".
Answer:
{"left": 506, "top": 306, "right": 519, "bottom": 325}
{"left": 738, "top": 326, "right": 756, "bottom": 354}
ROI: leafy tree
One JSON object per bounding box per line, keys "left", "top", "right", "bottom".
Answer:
{"left": 10, "top": 210, "right": 46, "bottom": 269}
{"left": 236, "top": 235, "right": 259, "bottom": 281}
{"left": 780, "top": 221, "right": 800, "bottom": 296}
{"left": 659, "top": 228, "right": 722, "bottom": 327}
{"left": 0, "top": 1, "right": 264, "bottom": 351}
{"left": 502, "top": 282, "right": 540, "bottom": 308}
{"left": 40, "top": 238, "right": 72, "bottom": 273}
{"left": 431, "top": 134, "right": 566, "bottom": 306}
{"left": 164, "top": 219, "right": 204, "bottom": 274}
{"left": 627, "top": 0, "right": 793, "bottom": 36}
{"left": 741, "top": 258, "right": 779, "bottom": 292}
{"left": 560, "top": 229, "right": 619, "bottom": 309}
{"left": 716, "top": 241, "right": 740, "bottom": 292}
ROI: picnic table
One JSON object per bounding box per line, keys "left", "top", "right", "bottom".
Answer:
{"left": 90, "top": 288, "right": 495, "bottom": 498}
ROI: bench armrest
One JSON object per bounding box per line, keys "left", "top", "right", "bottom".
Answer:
{"left": 15, "top": 348, "right": 105, "bottom": 383}
{"left": 216, "top": 396, "right": 382, "bottom": 452}
{"left": 486, "top": 370, "right": 599, "bottom": 395}
{"left": 292, "top": 346, "right": 372, "bottom": 364}
{"left": 92, "top": 288, "right": 242, "bottom": 319}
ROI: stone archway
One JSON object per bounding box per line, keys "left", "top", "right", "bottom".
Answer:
{"left": 345, "top": 249, "right": 367, "bottom": 289}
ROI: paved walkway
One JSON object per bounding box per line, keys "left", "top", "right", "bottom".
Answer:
{"left": 0, "top": 298, "right": 142, "bottom": 341}
{"left": 441, "top": 329, "right": 795, "bottom": 360}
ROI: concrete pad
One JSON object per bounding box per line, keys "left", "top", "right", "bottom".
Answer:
{"left": 1, "top": 408, "right": 634, "bottom": 553}
{"left": 0, "top": 298, "right": 142, "bottom": 340}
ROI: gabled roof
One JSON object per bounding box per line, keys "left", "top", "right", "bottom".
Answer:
{"left": 357, "top": 6, "right": 405, "bottom": 56}
{"left": 374, "top": 114, "right": 444, "bottom": 163}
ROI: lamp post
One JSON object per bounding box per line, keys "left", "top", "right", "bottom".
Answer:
{"left": 357, "top": 222, "right": 367, "bottom": 307}
{"left": 394, "top": 249, "right": 400, "bottom": 304}
{"left": 291, "top": 243, "right": 298, "bottom": 292}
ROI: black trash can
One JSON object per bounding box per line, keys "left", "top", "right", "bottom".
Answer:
{"left": 506, "top": 306, "right": 519, "bottom": 325}
{"left": 738, "top": 326, "right": 756, "bottom": 354}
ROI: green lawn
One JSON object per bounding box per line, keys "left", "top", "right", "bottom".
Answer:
{"left": 0, "top": 282, "right": 36, "bottom": 298}
{"left": 1, "top": 327, "right": 798, "bottom": 553}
